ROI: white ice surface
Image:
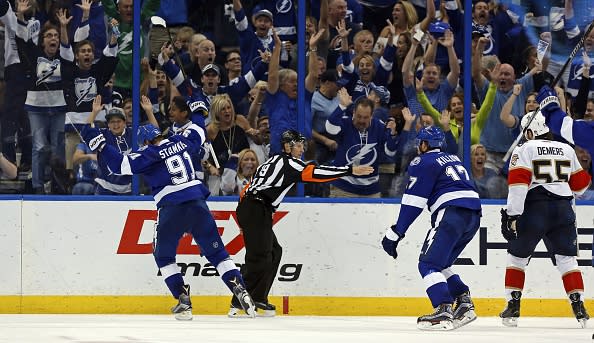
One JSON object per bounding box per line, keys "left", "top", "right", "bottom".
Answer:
{"left": 0, "top": 315, "right": 592, "bottom": 343}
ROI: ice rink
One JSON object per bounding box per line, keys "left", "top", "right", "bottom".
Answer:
{"left": 0, "top": 315, "right": 592, "bottom": 343}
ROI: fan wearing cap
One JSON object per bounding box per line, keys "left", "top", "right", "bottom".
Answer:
{"left": 337, "top": 17, "right": 396, "bottom": 104}
{"left": 232, "top": 0, "right": 275, "bottom": 74}
{"left": 84, "top": 95, "right": 132, "bottom": 195}
{"left": 159, "top": 42, "right": 269, "bottom": 128}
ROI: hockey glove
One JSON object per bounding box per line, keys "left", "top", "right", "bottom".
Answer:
{"left": 500, "top": 208, "right": 520, "bottom": 241}
{"left": 382, "top": 225, "right": 404, "bottom": 259}
{"left": 81, "top": 126, "right": 106, "bottom": 152}
{"left": 536, "top": 85, "right": 560, "bottom": 115}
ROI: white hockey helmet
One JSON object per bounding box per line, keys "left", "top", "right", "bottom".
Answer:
{"left": 521, "top": 110, "right": 549, "bottom": 138}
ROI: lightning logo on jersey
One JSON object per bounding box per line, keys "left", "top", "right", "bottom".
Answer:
{"left": 345, "top": 142, "right": 377, "bottom": 166}
{"left": 75, "top": 77, "right": 97, "bottom": 106}
{"left": 36, "top": 57, "right": 61, "bottom": 85}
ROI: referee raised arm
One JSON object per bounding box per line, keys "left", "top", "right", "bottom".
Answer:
{"left": 228, "top": 129, "right": 373, "bottom": 317}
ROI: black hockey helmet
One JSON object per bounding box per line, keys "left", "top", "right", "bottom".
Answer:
{"left": 280, "top": 129, "right": 306, "bottom": 147}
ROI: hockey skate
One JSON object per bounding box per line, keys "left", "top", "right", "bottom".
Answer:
{"left": 227, "top": 278, "right": 256, "bottom": 318}
{"left": 569, "top": 292, "right": 589, "bottom": 328}
{"left": 500, "top": 291, "right": 521, "bottom": 327}
{"left": 171, "top": 284, "right": 192, "bottom": 321}
{"left": 452, "top": 292, "right": 477, "bottom": 328}
{"left": 417, "top": 304, "right": 455, "bottom": 331}
{"left": 254, "top": 301, "right": 276, "bottom": 317}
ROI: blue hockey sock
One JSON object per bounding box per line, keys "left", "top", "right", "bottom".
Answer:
{"left": 165, "top": 274, "right": 185, "bottom": 299}
{"left": 445, "top": 273, "right": 469, "bottom": 297}
{"left": 423, "top": 271, "right": 454, "bottom": 308}
{"left": 160, "top": 263, "right": 185, "bottom": 299}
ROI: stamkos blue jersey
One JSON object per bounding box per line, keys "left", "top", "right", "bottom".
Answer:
{"left": 393, "top": 150, "right": 481, "bottom": 236}
{"left": 100, "top": 130, "right": 209, "bottom": 207}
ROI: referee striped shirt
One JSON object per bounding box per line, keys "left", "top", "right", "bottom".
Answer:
{"left": 242, "top": 153, "right": 353, "bottom": 209}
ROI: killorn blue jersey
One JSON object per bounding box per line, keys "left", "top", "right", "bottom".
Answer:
{"left": 100, "top": 125, "right": 210, "bottom": 207}
{"left": 393, "top": 150, "right": 481, "bottom": 236}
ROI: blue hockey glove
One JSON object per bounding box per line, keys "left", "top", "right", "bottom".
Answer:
{"left": 382, "top": 225, "right": 404, "bottom": 259}
{"left": 500, "top": 208, "right": 520, "bottom": 241}
{"left": 536, "top": 85, "right": 560, "bottom": 115}
{"left": 81, "top": 125, "right": 106, "bottom": 152}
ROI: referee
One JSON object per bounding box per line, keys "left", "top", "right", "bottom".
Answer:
{"left": 228, "top": 130, "right": 374, "bottom": 317}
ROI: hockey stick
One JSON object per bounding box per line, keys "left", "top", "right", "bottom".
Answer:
{"left": 502, "top": 20, "right": 594, "bottom": 163}
{"left": 150, "top": 16, "right": 188, "bottom": 79}
{"left": 150, "top": 16, "right": 218, "bottom": 169}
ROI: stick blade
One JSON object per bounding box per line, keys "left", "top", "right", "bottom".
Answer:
{"left": 150, "top": 16, "right": 167, "bottom": 28}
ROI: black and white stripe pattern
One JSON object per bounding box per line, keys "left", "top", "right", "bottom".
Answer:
{"left": 245, "top": 153, "right": 350, "bottom": 209}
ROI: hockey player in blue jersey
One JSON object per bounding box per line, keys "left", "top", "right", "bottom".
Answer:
{"left": 81, "top": 123, "right": 256, "bottom": 320}
{"left": 537, "top": 85, "right": 594, "bottom": 156}
{"left": 382, "top": 126, "right": 482, "bottom": 331}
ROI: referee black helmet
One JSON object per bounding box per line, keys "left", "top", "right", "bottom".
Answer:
{"left": 280, "top": 129, "right": 306, "bottom": 147}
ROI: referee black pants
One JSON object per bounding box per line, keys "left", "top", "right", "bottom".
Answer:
{"left": 233, "top": 197, "right": 282, "bottom": 305}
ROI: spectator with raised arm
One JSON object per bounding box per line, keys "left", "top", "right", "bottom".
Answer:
{"left": 379, "top": 0, "right": 434, "bottom": 40}
{"left": 232, "top": 0, "right": 274, "bottom": 74}
{"left": 326, "top": 0, "right": 361, "bottom": 69}
{"left": 60, "top": 6, "right": 118, "bottom": 182}
{"left": 472, "top": 34, "right": 538, "bottom": 173}
{"left": 403, "top": 28, "right": 459, "bottom": 116}
{"left": 417, "top": 64, "right": 499, "bottom": 155}
{"left": 15, "top": 2, "right": 68, "bottom": 194}
{"left": 100, "top": 0, "right": 160, "bottom": 98}
{"left": 338, "top": 19, "right": 396, "bottom": 102}
{"left": 500, "top": 84, "right": 553, "bottom": 130}
{"left": 326, "top": 89, "right": 400, "bottom": 198}
{"left": 71, "top": 0, "right": 107, "bottom": 60}
{"left": 159, "top": 42, "right": 268, "bottom": 128}
{"left": 85, "top": 95, "right": 132, "bottom": 195}
{"left": 266, "top": 28, "right": 319, "bottom": 155}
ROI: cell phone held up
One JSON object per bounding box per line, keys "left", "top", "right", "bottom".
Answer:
{"left": 412, "top": 30, "right": 425, "bottom": 43}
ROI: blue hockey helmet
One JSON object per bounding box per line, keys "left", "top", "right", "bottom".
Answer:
{"left": 416, "top": 125, "right": 445, "bottom": 150}
{"left": 137, "top": 124, "right": 162, "bottom": 146}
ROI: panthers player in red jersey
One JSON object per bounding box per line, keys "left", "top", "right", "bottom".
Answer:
{"left": 500, "top": 110, "right": 591, "bottom": 328}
